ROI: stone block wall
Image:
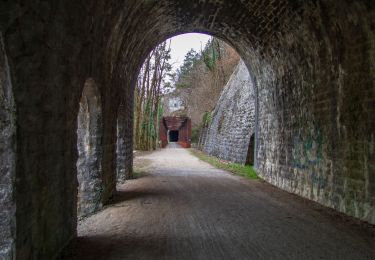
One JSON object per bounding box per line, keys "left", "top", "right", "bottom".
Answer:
{"left": 249, "top": 1, "right": 375, "bottom": 225}
{"left": 0, "top": 1, "right": 130, "bottom": 258}
{"left": 76, "top": 79, "right": 103, "bottom": 219}
{"left": 117, "top": 99, "right": 134, "bottom": 183}
{"left": 1, "top": 0, "right": 375, "bottom": 259}
{"left": 0, "top": 33, "right": 16, "bottom": 260}
{"left": 203, "top": 60, "right": 256, "bottom": 164}
{"left": 197, "top": 128, "right": 208, "bottom": 150}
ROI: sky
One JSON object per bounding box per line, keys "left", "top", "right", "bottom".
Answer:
{"left": 168, "top": 33, "right": 211, "bottom": 72}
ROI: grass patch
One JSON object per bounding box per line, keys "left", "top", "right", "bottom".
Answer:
{"left": 189, "top": 149, "right": 259, "bottom": 180}
{"left": 131, "top": 169, "right": 147, "bottom": 179}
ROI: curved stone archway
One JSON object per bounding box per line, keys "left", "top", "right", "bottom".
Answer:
{"left": 109, "top": 1, "right": 375, "bottom": 227}
{"left": 76, "top": 78, "right": 103, "bottom": 219}
{"left": 1, "top": 1, "right": 375, "bottom": 258}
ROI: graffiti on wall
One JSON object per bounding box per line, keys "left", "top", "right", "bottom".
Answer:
{"left": 292, "top": 126, "right": 324, "bottom": 170}
{"left": 292, "top": 126, "right": 328, "bottom": 189}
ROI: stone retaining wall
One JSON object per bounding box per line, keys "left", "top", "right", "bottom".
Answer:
{"left": 203, "top": 60, "right": 256, "bottom": 164}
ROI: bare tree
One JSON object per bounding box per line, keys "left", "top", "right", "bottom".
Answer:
{"left": 134, "top": 41, "right": 172, "bottom": 150}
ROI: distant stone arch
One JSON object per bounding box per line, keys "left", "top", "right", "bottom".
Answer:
{"left": 76, "top": 78, "right": 103, "bottom": 219}
{"left": 0, "top": 33, "right": 16, "bottom": 259}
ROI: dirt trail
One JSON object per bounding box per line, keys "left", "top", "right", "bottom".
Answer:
{"left": 61, "top": 147, "right": 375, "bottom": 260}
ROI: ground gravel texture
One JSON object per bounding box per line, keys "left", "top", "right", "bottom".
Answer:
{"left": 60, "top": 145, "right": 375, "bottom": 260}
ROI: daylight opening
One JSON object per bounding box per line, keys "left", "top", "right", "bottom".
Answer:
{"left": 133, "top": 32, "right": 256, "bottom": 164}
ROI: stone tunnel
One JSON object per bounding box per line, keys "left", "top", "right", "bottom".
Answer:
{"left": 160, "top": 116, "right": 192, "bottom": 148}
{"left": 1, "top": 0, "right": 375, "bottom": 259}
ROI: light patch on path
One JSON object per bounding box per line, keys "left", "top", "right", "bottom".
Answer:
{"left": 61, "top": 147, "right": 375, "bottom": 260}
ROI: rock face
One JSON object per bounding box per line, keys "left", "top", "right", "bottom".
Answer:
{"left": 1, "top": 1, "right": 375, "bottom": 259}
{"left": 203, "top": 61, "right": 256, "bottom": 164}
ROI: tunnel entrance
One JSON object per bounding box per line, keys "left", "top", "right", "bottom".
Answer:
{"left": 160, "top": 116, "right": 192, "bottom": 148}
{"left": 169, "top": 130, "right": 179, "bottom": 142}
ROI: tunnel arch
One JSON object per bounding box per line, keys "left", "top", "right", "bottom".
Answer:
{"left": 76, "top": 78, "right": 104, "bottom": 219}
{"left": 1, "top": 1, "right": 375, "bottom": 258}
{"left": 121, "top": 30, "right": 262, "bottom": 165}
{"left": 108, "top": 1, "right": 284, "bottom": 171}
{"left": 108, "top": 0, "right": 375, "bottom": 225}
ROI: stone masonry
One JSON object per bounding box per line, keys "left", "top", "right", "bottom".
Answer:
{"left": 203, "top": 60, "right": 256, "bottom": 164}
{"left": 76, "top": 79, "right": 103, "bottom": 219}
{"left": 116, "top": 101, "right": 133, "bottom": 184}
{"left": 0, "top": 1, "right": 374, "bottom": 259}
{"left": 0, "top": 32, "right": 16, "bottom": 260}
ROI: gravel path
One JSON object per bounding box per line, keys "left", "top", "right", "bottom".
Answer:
{"left": 61, "top": 147, "right": 375, "bottom": 260}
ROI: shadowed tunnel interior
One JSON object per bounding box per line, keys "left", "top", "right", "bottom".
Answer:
{"left": 246, "top": 134, "right": 255, "bottom": 166}
{"left": 1, "top": 0, "right": 375, "bottom": 259}
{"left": 169, "top": 131, "right": 179, "bottom": 143}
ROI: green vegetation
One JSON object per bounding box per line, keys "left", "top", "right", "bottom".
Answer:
{"left": 175, "top": 49, "right": 200, "bottom": 89}
{"left": 134, "top": 40, "right": 171, "bottom": 151}
{"left": 174, "top": 38, "right": 225, "bottom": 89}
{"left": 189, "top": 149, "right": 259, "bottom": 180}
{"left": 191, "top": 127, "right": 200, "bottom": 143}
{"left": 201, "top": 111, "right": 212, "bottom": 127}
{"left": 202, "top": 38, "right": 219, "bottom": 71}
{"left": 132, "top": 169, "right": 146, "bottom": 179}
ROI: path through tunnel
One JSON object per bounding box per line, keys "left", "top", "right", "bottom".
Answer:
{"left": 60, "top": 145, "right": 375, "bottom": 259}
{"left": 1, "top": 1, "right": 375, "bottom": 259}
